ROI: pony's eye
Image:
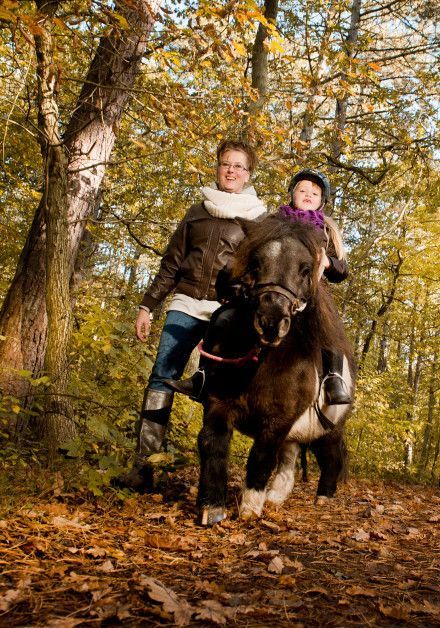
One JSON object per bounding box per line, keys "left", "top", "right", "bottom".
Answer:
{"left": 300, "top": 265, "right": 311, "bottom": 278}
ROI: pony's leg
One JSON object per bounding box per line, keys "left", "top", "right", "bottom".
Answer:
{"left": 197, "top": 404, "right": 233, "bottom": 525}
{"left": 310, "top": 434, "right": 347, "bottom": 499}
{"left": 266, "top": 441, "right": 300, "bottom": 506}
{"left": 240, "top": 433, "right": 287, "bottom": 518}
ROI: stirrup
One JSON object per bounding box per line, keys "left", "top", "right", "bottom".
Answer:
{"left": 322, "top": 372, "right": 352, "bottom": 405}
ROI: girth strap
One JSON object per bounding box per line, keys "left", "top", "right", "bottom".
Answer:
{"left": 314, "top": 402, "right": 335, "bottom": 431}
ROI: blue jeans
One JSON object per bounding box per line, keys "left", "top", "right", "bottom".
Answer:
{"left": 148, "top": 311, "right": 209, "bottom": 392}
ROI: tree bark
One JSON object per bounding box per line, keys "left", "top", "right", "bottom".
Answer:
{"left": 330, "top": 0, "right": 362, "bottom": 161}
{"left": 417, "top": 348, "right": 437, "bottom": 477}
{"left": 248, "top": 0, "right": 279, "bottom": 121}
{"left": 299, "top": 4, "right": 337, "bottom": 145}
{"left": 359, "top": 250, "right": 403, "bottom": 371}
{"left": 0, "top": 1, "right": 161, "bottom": 419}
{"left": 33, "top": 0, "right": 75, "bottom": 450}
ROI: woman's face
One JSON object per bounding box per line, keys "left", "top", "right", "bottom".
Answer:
{"left": 292, "top": 180, "right": 322, "bottom": 211}
{"left": 216, "top": 149, "right": 250, "bottom": 193}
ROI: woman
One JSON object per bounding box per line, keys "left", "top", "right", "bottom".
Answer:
{"left": 122, "top": 140, "right": 266, "bottom": 491}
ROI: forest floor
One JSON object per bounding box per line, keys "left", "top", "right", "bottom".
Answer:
{"left": 0, "top": 465, "right": 439, "bottom": 627}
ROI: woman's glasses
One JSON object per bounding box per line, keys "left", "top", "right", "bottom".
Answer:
{"left": 218, "top": 161, "right": 249, "bottom": 173}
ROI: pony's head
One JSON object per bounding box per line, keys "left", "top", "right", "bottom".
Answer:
{"left": 232, "top": 216, "right": 322, "bottom": 347}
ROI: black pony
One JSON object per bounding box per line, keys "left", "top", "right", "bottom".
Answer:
{"left": 197, "top": 215, "right": 355, "bottom": 525}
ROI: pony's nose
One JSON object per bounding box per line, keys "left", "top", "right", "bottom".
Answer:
{"left": 255, "top": 312, "right": 290, "bottom": 345}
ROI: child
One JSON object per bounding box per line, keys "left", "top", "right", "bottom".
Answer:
{"left": 167, "top": 168, "right": 352, "bottom": 405}
{"left": 278, "top": 168, "right": 351, "bottom": 404}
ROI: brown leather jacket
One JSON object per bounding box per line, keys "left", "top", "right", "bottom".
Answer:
{"left": 141, "top": 202, "right": 264, "bottom": 311}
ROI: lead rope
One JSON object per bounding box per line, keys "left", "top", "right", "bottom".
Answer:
{"left": 197, "top": 341, "right": 260, "bottom": 366}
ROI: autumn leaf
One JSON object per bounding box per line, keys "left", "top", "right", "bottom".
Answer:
{"left": 98, "top": 560, "right": 115, "bottom": 573}
{"left": 379, "top": 602, "right": 411, "bottom": 621}
{"left": 141, "top": 577, "right": 193, "bottom": 626}
{"left": 0, "top": 588, "right": 25, "bottom": 612}
{"left": 353, "top": 529, "right": 370, "bottom": 542}
{"left": 51, "top": 516, "right": 90, "bottom": 530}
{"left": 346, "top": 586, "right": 376, "bottom": 597}
{"left": 268, "top": 556, "right": 284, "bottom": 574}
{"left": 195, "top": 599, "right": 236, "bottom": 625}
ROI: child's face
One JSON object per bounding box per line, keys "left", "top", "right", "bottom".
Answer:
{"left": 292, "top": 180, "right": 322, "bottom": 211}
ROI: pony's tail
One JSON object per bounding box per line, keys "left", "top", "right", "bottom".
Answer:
{"left": 324, "top": 215, "right": 346, "bottom": 261}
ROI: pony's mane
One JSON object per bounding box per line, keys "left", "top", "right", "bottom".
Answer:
{"left": 231, "top": 215, "right": 321, "bottom": 281}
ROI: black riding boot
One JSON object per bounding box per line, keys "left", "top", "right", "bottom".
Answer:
{"left": 117, "top": 389, "right": 173, "bottom": 492}
{"left": 322, "top": 349, "right": 352, "bottom": 405}
{"left": 164, "top": 369, "right": 206, "bottom": 400}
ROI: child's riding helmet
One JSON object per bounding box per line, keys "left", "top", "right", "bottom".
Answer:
{"left": 288, "top": 169, "right": 331, "bottom": 205}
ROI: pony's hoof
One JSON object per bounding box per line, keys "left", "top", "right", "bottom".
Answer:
{"left": 200, "top": 506, "right": 227, "bottom": 526}
{"left": 266, "top": 490, "right": 285, "bottom": 507}
{"left": 315, "top": 495, "right": 333, "bottom": 506}
{"left": 239, "top": 507, "right": 260, "bottom": 521}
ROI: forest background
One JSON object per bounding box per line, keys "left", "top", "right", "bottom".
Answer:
{"left": 0, "top": 0, "right": 438, "bottom": 494}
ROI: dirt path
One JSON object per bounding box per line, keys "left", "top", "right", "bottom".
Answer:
{"left": 1, "top": 469, "right": 439, "bottom": 626}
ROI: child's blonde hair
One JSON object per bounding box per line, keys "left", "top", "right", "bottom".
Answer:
{"left": 324, "top": 215, "right": 346, "bottom": 261}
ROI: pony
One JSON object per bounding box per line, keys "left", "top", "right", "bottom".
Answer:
{"left": 196, "top": 215, "right": 356, "bottom": 525}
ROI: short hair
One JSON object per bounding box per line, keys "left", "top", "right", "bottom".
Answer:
{"left": 216, "top": 139, "right": 258, "bottom": 174}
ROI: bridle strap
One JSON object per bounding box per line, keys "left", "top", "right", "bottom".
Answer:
{"left": 253, "top": 282, "right": 299, "bottom": 304}
{"left": 198, "top": 341, "right": 260, "bottom": 366}
{"left": 252, "top": 282, "right": 307, "bottom": 313}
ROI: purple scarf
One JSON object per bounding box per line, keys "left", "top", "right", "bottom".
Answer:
{"left": 279, "top": 205, "right": 325, "bottom": 231}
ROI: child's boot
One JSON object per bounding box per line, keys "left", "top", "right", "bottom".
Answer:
{"left": 322, "top": 349, "right": 352, "bottom": 405}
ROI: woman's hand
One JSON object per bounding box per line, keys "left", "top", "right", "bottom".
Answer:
{"left": 135, "top": 308, "right": 151, "bottom": 342}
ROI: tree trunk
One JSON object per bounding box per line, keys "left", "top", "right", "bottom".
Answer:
{"left": 248, "top": 0, "right": 279, "bottom": 121}
{"left": 377, "top": 319, "right": 389, "bottom": 372}
{"left": 330, "top": 0, "right": 362, "bottom": 161}
{"left": 299, "top": 4, "right": 337, "bottom": 145}
{"left": 359, "top": 250, "right": 403, "bottom": 371}
{"left": 418, "top": 349, "right": 438, "bottom": 478}
{"left": 0, "top": 1, "right": 161, "bottom": 420}
{"left": 33, "top": 0, "right": 75, "bottom": 450}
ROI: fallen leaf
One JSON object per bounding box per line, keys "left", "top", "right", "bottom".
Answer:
{"left": 284, "top": 558, "right": 304, "bottom": 571}
{"left": 51, "top": 516, "right": 90, "bottom": 530}
{"left": 195, "top": 599, "right": 235, "bottom": 624}
{"left": 141, "top": 576, "right": 193, "bottom": 626}
{"left": 98, "top": 560, "right": 115, "bottom": 573}
{"left": 228, "top": 532, "right": 247, "bottom": 545}
{"left": 268, "top": 556, "right": 284, "bottom": 574}
{"left": 353, "top": 529, "right": 370, "bottom": 542}
{"left": 46, "top": 619, "right": 83, "bottom": 627}
{"left": 279, "top": 574, "right": 296, "bottom": 587}
{"left": 379, "top": 602, "right": 410, "bottom": 620}
{"left": 346, "top": 586, "right": 376, "bottom": 597}
{"left": 305, "top": 587, "right": 329, "bottom": 596}
{"left": 260, "top": 519, "right": 281, "bottom": 532}
{"left": 0, "top": 588, "right": 25, "bottom": 612}
{"left": 86, "top": 547, "right": 107, "bottom": 558}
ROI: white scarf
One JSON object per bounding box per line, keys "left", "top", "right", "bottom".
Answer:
{"left": 201, "top": 184, "right": 266, "bottom": 220}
